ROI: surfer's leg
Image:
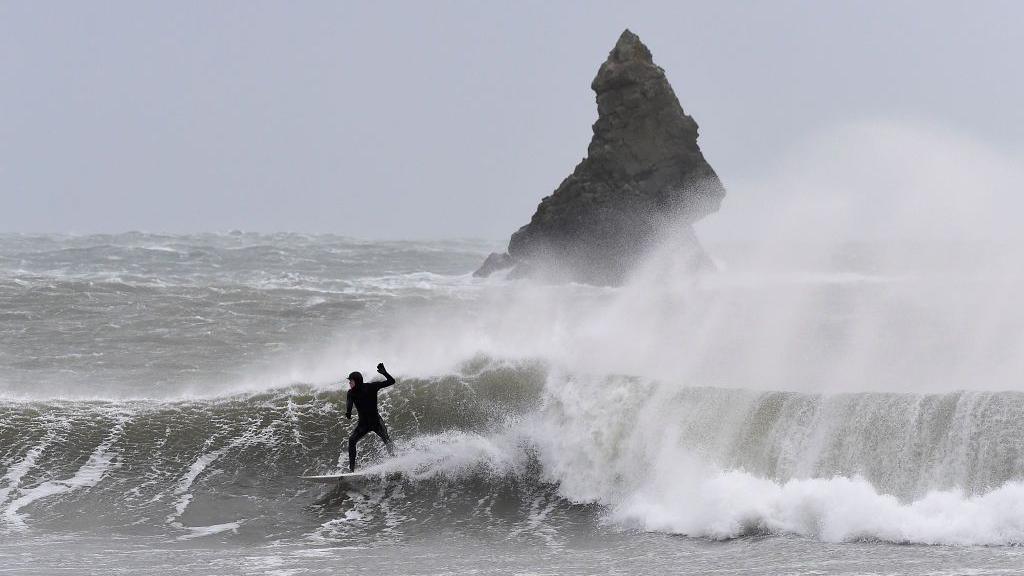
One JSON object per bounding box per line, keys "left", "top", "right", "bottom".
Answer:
{"left": 348, "top": 425, "right": 370, "bottom": 472}
{"left": 374, "top": 421, "right": 395, "bottom": 456}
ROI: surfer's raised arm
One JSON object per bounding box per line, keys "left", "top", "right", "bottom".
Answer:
{"left": 375, "top": 362, "right": 396, "bottom": 389}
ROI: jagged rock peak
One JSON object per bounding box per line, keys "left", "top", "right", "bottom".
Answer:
{"left": 475, "top": 29, "right": 726, "bottom": 285}
{"left": 609, "top": 29, "right": 653, "bottom": 64}
{"left": 592, "top": 29, "right": 661, "bottom": 93}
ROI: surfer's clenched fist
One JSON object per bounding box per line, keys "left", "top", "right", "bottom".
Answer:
{"left": 377, "top": 362, "right": 388, "bottom": 375}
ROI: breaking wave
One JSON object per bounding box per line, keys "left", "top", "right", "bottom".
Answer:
{"left": 2, "top": 362, "right": 1023, "bottom": 545}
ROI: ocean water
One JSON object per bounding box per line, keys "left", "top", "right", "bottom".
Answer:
{"left": 1, "top": 232, "right": 1023, "bottom": 575}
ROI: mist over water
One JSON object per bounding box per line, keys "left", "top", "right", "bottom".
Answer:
{"left": 2, "top": 121, "right": 1024, "bottom": 572}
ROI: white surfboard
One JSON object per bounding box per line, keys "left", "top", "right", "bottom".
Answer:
{"left": 299, "top": 471, "right": 369, "bottom": 483}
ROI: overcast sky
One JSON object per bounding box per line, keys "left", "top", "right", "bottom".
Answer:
{"left": 2, "top": 1, "right": 1022, "bottom": 240}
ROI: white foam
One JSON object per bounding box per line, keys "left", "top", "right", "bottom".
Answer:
{"left": 371, "top": 430, "right": 520, "bottom": 481}
{"left": 0, "top": 435, "right": 53, "bottom": 507}
{"left": 519, "top": 370, "right": 1024, "bottom": 546}
{"left": 381, "top": 417, "right": 1024, "bottom": 545}
{"left": 3, "top": 422, "right": 124, "bottom": 529}
{"left": 611, "top": 469, "right": 1024, "bottom": 545}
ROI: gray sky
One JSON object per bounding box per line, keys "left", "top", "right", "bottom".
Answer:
{"left": 2, "top": 1, "right": 1022, "bottom": 239}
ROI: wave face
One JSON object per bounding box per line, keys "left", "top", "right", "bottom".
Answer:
{"left": 2, "top": 368, "right": 1024, "bottom": 545}
{"left": 3, "top": 233, "right": 1024, "bottom": 550}
{"left": 0, "top": 368, "right": 566, "bottom": 542}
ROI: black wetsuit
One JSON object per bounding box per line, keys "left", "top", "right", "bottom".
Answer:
{"left": 346, "top": 373, "right": 396, "bottom": 471}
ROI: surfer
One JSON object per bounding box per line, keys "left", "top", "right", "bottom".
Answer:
{"left": 345, "top": 362, "right": 396, "bottom": 472}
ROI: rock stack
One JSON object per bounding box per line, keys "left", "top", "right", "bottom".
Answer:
{"left": 475, "top": 29, "right": 726, "bottom": 285}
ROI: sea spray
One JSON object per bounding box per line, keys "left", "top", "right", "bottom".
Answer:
{"left": 520, "top": 372, "right": 1024, "bottom": 544}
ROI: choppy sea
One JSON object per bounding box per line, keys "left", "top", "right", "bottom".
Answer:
{"left": 2, "top": 232, "right": 1023, "bottom": 575}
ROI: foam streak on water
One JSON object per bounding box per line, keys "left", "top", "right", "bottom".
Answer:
{"left": 3, "top": 419, "right": 126, "bottom": 530}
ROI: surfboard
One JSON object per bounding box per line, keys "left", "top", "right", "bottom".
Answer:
{"left": 299, "top": 471, "right": 368, "bottom": 483}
